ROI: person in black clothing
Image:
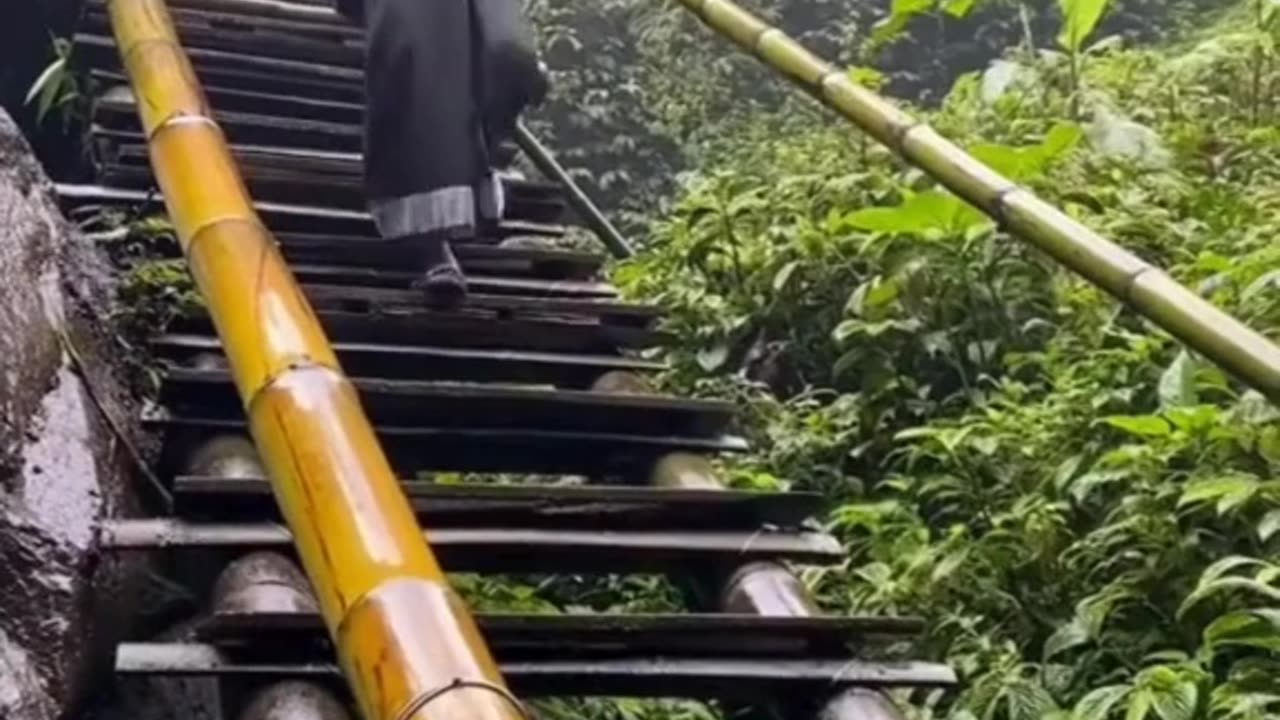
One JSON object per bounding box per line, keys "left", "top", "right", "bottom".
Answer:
{"left": 336, "top": 0, "right": 547, "bottom": 307}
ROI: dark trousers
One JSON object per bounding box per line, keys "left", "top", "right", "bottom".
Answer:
{"left": 361, "top": 0, "right": 542, "bottom": 242}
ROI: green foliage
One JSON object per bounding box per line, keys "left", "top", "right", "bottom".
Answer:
{"left": 611, "top": 2, "right": 1280, "bottom": 718}
{"left": 104, "top": 214, "right": 201, "bottom": 341}
{"left": 1057, "top": 0, "right": 1112, "bottom": 53}
{"left": 115, "top": 258, "right": 202, "bottom": 339}
{"left": 25, "top": 36, "right": 87, "bottom": 130}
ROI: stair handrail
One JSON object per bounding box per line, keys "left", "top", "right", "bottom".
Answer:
{"left": 515, "top": 120, "right": 634, "bottom": 259}
{"left": 105, "top": 2, "right": 524, "bottom": 720}
{"left": 673, "top": 0, "right": 1280, "bottom": 403}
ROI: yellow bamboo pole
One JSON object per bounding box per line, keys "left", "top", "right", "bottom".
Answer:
{"left": 674, "top": 0, "right": 1280, "bottom": 403}
{"left": 106, "top": 3, "right": 524, "bottom": 719}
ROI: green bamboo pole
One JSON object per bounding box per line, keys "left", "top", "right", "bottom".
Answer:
{"left": 673, "top": 0, "right": 1280, "bottom": 403}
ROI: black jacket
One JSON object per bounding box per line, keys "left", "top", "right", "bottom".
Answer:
{"left": 334, "top": 0, "right": 363, "bottom": 23}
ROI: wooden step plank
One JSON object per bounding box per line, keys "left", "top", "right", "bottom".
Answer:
{"left": 298, "top": 286, "right": 653, "bottom": 326}
{"left": 78, "top": 32, "right": 369, "bottom": 106}
{"left": 276, "top": 234, "right": 604, "bottom": 279}
{"left": 170, "top": 308, "right": 666, "bottom": 355}
{"left": 102, "top": 157, "right": 563, "bottom": 222}
{"left": 69, "top": 179, "right": 603, "bottom": 276}
{"left": 56, "top": 183, "right": 565, "bottom": 239}
{"left": 150, "top": 414, "right": 746, "bottom": 475}
{"left": 172, "top": 477, "right": 823, "bottom": 529}
{"left": 104, "top": 141, "right": 551, "bottom": 193}
{"left": 151, "top": 334, "right": 658, "bottom": 387}
{"left": 195, "top": 612, "right": 924, "bottom": 657}
{"left": 83, "top": 4, "right": 363, "bottom": 68}
{"left": 289, "top": 265, "right": 617, "bottom": 297}
{"left": 158, "top": 368, "right": 734, "bottom": 436}
{"left": 303, "top": 285, "right": 655, "bottom": 327}
{"left": 88, "top": 0, "right": 352, "bottom": 29}
{"left": 94, "top": 90, "right": 362, "bottom": 151}
{"left": 92, "top": 68, "right": 364, "bottom": 126}
{"left": 101, "top": 519, "right": 842, "bottom": 571}
{"left": 115, "top": 643, "right": 956, "bottom": 698}
{"left": 77, "top": 32, "right": 362, "bottom": 86}
{"left": 97, "top": 140, "right": 568, "bottom": 221}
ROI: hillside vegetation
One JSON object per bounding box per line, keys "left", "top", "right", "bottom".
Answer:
{"left": 604, "top": 0, "right": 1280, "bottom": 718}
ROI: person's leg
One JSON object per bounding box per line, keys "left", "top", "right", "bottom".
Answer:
{"left": 363, "top": 0, "right": 484, "bottom": 307}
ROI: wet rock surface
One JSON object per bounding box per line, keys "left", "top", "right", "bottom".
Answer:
{"left": 0, "top": 108, "right": 142, "bottom": 719}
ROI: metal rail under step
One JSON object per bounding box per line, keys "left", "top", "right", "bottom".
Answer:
{"left": 172, "top": 478, "right": 824, "bottom": 529}
{"left": 101, "top": 519, "right": 843, "bottom": 572}
{"left": 151, "top": 334, "right": 663, "bottom": 387}
{"left": 285, "top": 264, "right": 618, "bottom": 297}
{"left": 272, "top": 234, "right": 605, "bottom": 278}
{"left": 95, "top": 135, "right": 568, "bottom": 218}
{"left": 171, "top": 310, "right": 670, "bottom": 355}
{"left": 57, "top": 184, "right": 566, "bottom": 239}
{"left": 193, "top": 612, "right": 926, "bottom": 656}
{"left": 296, "top": 285, "right": 658, "bottom": 327}
{"left": 157, "top": 368, "right": 733, "bottom": 436}
{"left": 121, "top": 227, "right": 606, "bottom": 279}
{"left": 150, "top": 414, "right": 747, "bottom": 475}
{"left": 116, "top": 643, "right": 955, "bottom": 699}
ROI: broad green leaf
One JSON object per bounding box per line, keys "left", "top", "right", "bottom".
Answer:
{"left": 1181, "top": 576, "right": 1280, "bottom": 618}
{"left": 847, "top": 65, "right": 886, "bottom": 89}
{"left": 1041, "top": 122, "right": 1086, "bottom": 157}
{"left": 1126, "top": 688, "right": 1153, "bottom": 720}
{"left": 930, "top": 547, "right": 969, "bottom": 582}
{"left": 845, "top": 190, "right": 988, "bottom": 237}
{"left": 1258, "top": 509, "right": 1280, "bottom": 542}
{"left": 1069, "top": 469, "right": 1129, "bottom": 503}
{"left": 1044, "top": 617, "right": 1092, "bottom": 660}
{"left": 941, "top": 0, "right": 978, "bottom": 17}
{"left": 1241, "top": 269, "right": 1280, "bottom": 302}
{"left": 1201, "top": 555, "right": 1271, "bottom": 584}
{"left": 1053, "top": 454, "right": 1084, "bottom": 493}
{"left": 970, "top": 143, "right": 1032, "bottom": 180}
{"left": 1057, "top": 0, "right": 1111, "bottom": 53}
{"left": 1178, "top": 556, "right": 1273, "bottom": 617}
{"left": 1177, "top": 475, "right": 1257, "bottom": 514}
{"left": 696, "top": 344, "right": 729, "bottom": 372}
{"left": 25, "top": 57, "right": 66, "bottom": 107}
{"left": 1073, "top": 685, "right": 1128, "bottom": 720}
{"left": 864, "top": 277, "right": 900, "bottom": 313}
{"left": 972, "top": 123, "right": 1082, "bottom": 181}
{"left": 1004, "top": 679, "right": 1060, "bottom": 719}
{"left": 894, "top": 426, "right": 943, "bottom": 442}
{"left": 772, "top": 261, "right": 800, "bottom": 293}
{"left": 1151, "top": 681, "right": 1197, "bottom": 720}
{"left": 871, "top": 0, "right": 933, "bottom": 44}
{"left": 1102, "top": 415, "right": 1171, "bottom": 438}
{"left": 1164, "top": 405, "right": 1218, "bottom": 432}
{"left": 1158, "top": 351, "right": 1197, "bottom": 408}
{"left": 1203, "top": 609, "right": 1280, "bottom": 653}
{"left": 1258, "top": 426, "right": 1280, "bottom": 464}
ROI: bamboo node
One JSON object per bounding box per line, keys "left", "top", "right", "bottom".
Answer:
{"left": 887, "top": 120, "right": 923, "bottom": 154}
{"left": 150, "top": 113, "right": 219, "bottom": 139}
{"left": 393, "top": 679, "right": 530, "bottom": 720}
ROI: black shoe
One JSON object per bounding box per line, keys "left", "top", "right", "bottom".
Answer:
{"left": 410, "top": 238, "right": 468, "bottom": 310}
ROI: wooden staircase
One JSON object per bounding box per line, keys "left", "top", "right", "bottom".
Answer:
{"left": 59, "top": 1, "right": 955, "bottom": 718}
